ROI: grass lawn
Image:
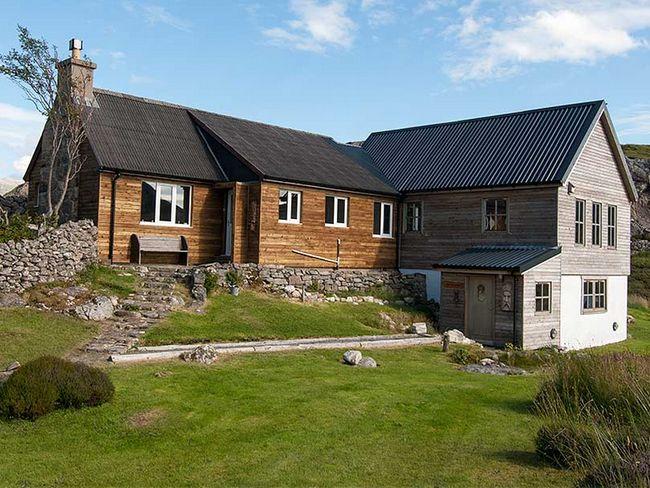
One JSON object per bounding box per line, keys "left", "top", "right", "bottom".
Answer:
{"left": 76, "top": 264, "right": 139, "bottom": 298}
{"left": 0, "top": 347, "right": 576, "bottom": 487}
{"left": 598, "top": 304, "right": 650, "bottom": 354}
{"left": 141, "top": 290, "right": 429, "bottom": 346}
{"left": 0, "top": 309, "right": 97, "bottom": 369}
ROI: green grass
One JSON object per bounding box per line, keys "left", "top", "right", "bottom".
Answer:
{"left": 630, "top": 252, "right": 650, "bottom": 301}
{"left": 76, "top": 264, "right": 138, "bottom": 298}
{"left": 622, "top": 144, "right": 650, "bottom": 159}
{"left": 0, "top": 309, "right": 97, "bottom": 369}
{"left": 0, "top": 348, "right": 576, "bottom": 487}
{"left": 598, "top": 304, "right": 650, "bottom": 354}
{"left": 141, "top": 290, "right": 429, "bottom": 346}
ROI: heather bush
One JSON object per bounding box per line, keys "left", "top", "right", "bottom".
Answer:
{"left": 0, "top": 356, "right": 114, "bottom": 420}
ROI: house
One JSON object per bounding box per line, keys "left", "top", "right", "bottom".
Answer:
{"left": 24, "top": 41, "right": 637, "bottom": 350}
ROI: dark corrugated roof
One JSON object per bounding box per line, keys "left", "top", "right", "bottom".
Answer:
{"left": 433, "top": 246, "right": 561, "bottom": 273}
{"left": 363, "top": 101, "right": 605, "bottom": 192}
{"left": 87, "top": 89, "right": 397, "bottom": 194}
{"left": 87, "top": 90, "right": 226, "bottom": 182}
{"left": 191, "top": 110, "right": 397, "bottom": 194}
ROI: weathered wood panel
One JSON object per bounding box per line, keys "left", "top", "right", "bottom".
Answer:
{"left": 400, "top": 187, "right": 558, "bottom": 267}
{"left": 97, "top": 173, "right": 223, "bottom": 264}
{"left": 522, "top": 255, "right": 561, "bottom": 349}
{"left": 557, "top": 117, "right": 632, "bottom": 275}
{"left": 232, "top": 182, "right": 261, "bottom": 264}
{"left": 257, "top": 182, "right": 397, "bottom": 268}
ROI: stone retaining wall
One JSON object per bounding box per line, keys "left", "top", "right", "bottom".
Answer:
{"left": 0, "top": 220, "right": 97, "bottom": 293}
{"left": 195, "top": 263, "right": 428, "bottom": 301}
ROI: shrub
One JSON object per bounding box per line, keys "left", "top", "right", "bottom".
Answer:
{"left": 536, "top": 422, "right": 601, "bottom": 469}
{"left": 534, "top": 353, "right": 650, "bottom": 424}
{"left": 448, "top": 346, "right": 486, "bottom": 365}
{"left": 0, "top": 213, "right": 36, "bottom": 243}
{"left": 0, "top": 356, "right": 114, "bottom": 420}
{"left": 583, "top": 450, "right": 650, "bottom": 488}
{"left": 204, "top": 272, "right": 220, "bottom": 295}
{"left": 499, "top": 347, "right": 561, "bottom": 370}
{"left": 225, "top": 270, "right": 243, "bottom": 287}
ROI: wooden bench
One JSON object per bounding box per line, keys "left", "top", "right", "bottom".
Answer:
{"left": 130, "top": 234, "right": 189, "bottom": 265}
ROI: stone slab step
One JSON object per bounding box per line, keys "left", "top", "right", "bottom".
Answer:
{"left": 110, "top": 334, "right": 442, "bottom": 363}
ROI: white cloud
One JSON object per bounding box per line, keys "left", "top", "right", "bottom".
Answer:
{"left": 129, "top": 74, "right": 156, "bottom": 84}
{"left": 445, "top": 0, "right": 650, "bottom": 81}
{"left": 263, "top": 0, "right": 356, "bottom": 52}
{"left": 0, "top": 103, "right": 44, "bottom": 179}
{"left": 122, "top": 2, "right": 192, "bottom": 32}
{"left": 617, "top": 105, "right": 650, "bottom": 137}
{"left": 361, "top": 0, "right": 396, "bottom": 27}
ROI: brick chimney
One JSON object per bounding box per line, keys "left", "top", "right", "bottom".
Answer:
{"left": 56, "top": 38, "right": 97, "bottom": 105}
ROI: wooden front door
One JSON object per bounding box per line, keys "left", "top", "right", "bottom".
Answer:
{"left": 466, "top": 275, "right": 495, "bottom": 342}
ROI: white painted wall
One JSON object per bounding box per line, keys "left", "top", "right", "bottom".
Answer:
{"left": 560, "top": 275, "right": 628, "bottom": 350}
{"left": 400, "top": 269, "right": 441, "bottom": 301}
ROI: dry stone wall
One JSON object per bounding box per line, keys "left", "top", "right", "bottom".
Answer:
{"left": 196, "top": 263, "right": 428, "bottom": 301}
{"left": 0, "top": 220, "right": 97, "bottom": 293}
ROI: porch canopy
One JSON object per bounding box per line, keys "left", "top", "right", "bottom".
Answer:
{"left": 432, "top": 245, "right": 561, "bottom": 273}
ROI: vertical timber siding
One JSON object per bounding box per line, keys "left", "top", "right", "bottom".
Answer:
{"left": 97, "top": 173, "right": 223, "bottom": 264}
{"left": 557, "top": 117, "right": 632, "bottom": 276}
{"left": 400, "top": 187, "right": 558, "bottom": 267}
{"left": 257, "top": 182, "right": 397, "bottom": 268}
{"left": 521, "top": 255, "right": 561, "bottom": 349}
{"left": 232, "top": 182, "right": 261, "bottom": 264}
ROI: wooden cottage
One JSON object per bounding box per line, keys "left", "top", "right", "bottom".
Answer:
{"left": 24, "top": 41, "right": 637, "bottom": 350}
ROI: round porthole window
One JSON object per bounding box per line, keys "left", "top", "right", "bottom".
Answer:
{"left": 550, "top": 328, "right": 558, "bottom": 339}
{"left": 613, "top": 322, "right": 619, "bottom": 331}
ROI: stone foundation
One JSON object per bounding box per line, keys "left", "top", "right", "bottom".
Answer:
{"left": 195, "top": 263, "right": 428, "bottom": 301}
{"left": 0, "top": 220, "right": 97, "bottom": 293}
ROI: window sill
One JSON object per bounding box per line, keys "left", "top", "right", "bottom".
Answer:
{"left": 373, "top": 234, "right": 394, "bottom": 239}
{"left": 140, "top": 221, "right": 192, "bottom": 229}
{"left": 581, "top": 308, "right": 607, "bottom": 315}
{"left": 279, "top": 220, "right": 301, "bottom": 225}
{"left": 325, "top": 223, "right": 348, "bottom": 228}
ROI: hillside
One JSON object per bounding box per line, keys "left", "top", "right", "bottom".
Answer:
{"left": 624, "top": 145, "right": 650, "bottom": 250}
{"left": 623, "top": 144, "right": 650, "bottom": 159}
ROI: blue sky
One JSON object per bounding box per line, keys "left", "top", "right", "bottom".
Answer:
{"left": 1, "top": 0, "right": 649, "bottom": 182}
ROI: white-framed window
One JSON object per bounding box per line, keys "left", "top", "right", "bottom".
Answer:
{"left": 582, "top": 279, "right": 607, "bottom": 312}
{"left": 373, "top": 201, "right": 393, "bottom": 237}
{"left": 140, "top": 181, "right": 191, "bottom": 227}
{"left": 592, "top": 202, "right": 602, "bottom": 246}
{"left": 483, "top": 198, "right": 508, "bottom": 232}
{"left": 325, "top": 195, "right": 348, "bottom": 227}
{"left": 535, "top": 282, "right": 551, "bottom": 313}
{"left": 405, "top": 201, "right": 423, "bottom": 232}
{"left": 279, "top": 189, "right": 301, "bottom": 224}
{"left": 607, "top": 205, "right": 617, "bottom": 248}
{"left": 575, "top": 199, "right": 585, "bottom": 245}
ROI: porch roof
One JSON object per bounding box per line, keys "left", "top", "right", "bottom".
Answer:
{"left": 432, "top": 245, "right": 561, "bottom": 273}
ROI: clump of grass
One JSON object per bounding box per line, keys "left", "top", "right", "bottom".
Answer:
{"left": 498, "top": 347, "right": 561, "bottom": 370}
{"left": 204, "top": 272, "right": 220, "bottom": 295}
{"left": 0, "top": 356, "right": 114, "bottom": 420}
{"left": 448, "top": 346, "right": 490, "bottom": 365}
{"left": 533, "top": 352, "right": 650, "bottom": 487}
{"left": 77, "top": 264, "right": 138, "bottom": 298}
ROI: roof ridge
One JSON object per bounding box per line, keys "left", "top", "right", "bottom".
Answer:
{"left": 366, "top": 100, "right": 605, "bottom": 137}
{"left": 93, "top": 87, "right": 337, "bottom": 141}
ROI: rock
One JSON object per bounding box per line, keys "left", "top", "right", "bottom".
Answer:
{"left": 628, "top": 314, "right": 636, "bottom": 325}
{"left": 479, "top": 358, "right": 495, "bottom": 366}
{"left": 0, "top": 292, "right": 26, "bottom": 308}
{"left": 5, "top": 361, "right": 20, "bottom": 372}
{"left": 115, "top": 309, "right": 142, "bottom": 319}
{"left": 179, "top": 345, "right": 218, "bottom": 365}
{"left": 342, "top": 350, "right": 363, "bottom": 365}
{"left": 191, "top": 284, "right": 207, "bottom": 302}
{"left": 444, "top": 329, "right": 481, "bottom": 346}
{"left": 61, "top": 286, "right": 89, "bottom": 298}
{"left": 409, "top": 322, "right": 428, "bottom": 334}
{"left": 75, "top": 295, "right": 115, "bottom": 321}
{"left": 169, "top": 296, "right": 185, "bottom": 309}
{"left": 284, "top": 284, "right": 296, "bottom": 294}
{"left": 358, "top": 357, "right": 378, "bottom": 368}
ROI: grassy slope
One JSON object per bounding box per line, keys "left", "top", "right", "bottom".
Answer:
{"left": 141, "top": 291, "right": 429, "bottom": 345}
{"left": 0, "top": 348, "right": 575, "bottom": 487}
{"left": 76, "top": 264, "right": 138, "bottom": 298}
{"left": 630, "top": 252, "right": 650, "bottom": 300}
{"left": 0, "top": 309, "right": 97, "bottom": 369}
{"left": 599, "top": 304, "right": 650, "bottom": 354}
{"left": 622, "top": 144, "right": 650, "bottom": 159}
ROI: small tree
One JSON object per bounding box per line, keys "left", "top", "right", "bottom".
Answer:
{"left": 0, "top": 26, "right": 93, "bottom": 221}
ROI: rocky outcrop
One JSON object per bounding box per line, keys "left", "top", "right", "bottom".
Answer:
{"left": 0, "top": 220, "right": 97, "bottom": 293}
{"left": 628, "top": 157, "right": 650, "bottom": 249}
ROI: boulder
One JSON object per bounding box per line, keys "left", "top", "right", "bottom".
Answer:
{"left": 0, "top": 292, "right": 26, "bottom": 308}
{"left": 75, "top": 295, "right": 115, "bottom": 321}
{"left": 409, "top": 322, "right": 428, "bottom": 335}
{"left": 628, "top": 315, "right": 636, "bottom": 325}
{"left": 479, "top": 358, "right": 495, "bottom": 366}
{"left": 191, "top": 284, "right": 207, "bottom": 303}
{"left": 358, "top": 357, "right": 378, "bottom": 368}
{"left": 461, "top": 363, "right": 527, "bottom": 376}
{"left": 5, "top": 361, "right": 20, "bottom": 372}
{"left": 444, "top": 329, "right": 481, "bottom": 346}
{"left": 342, "top": 350, "right": 363, "bottom": 365}
{"left": 180, "top": 345, "right": 218, "bottom": 365}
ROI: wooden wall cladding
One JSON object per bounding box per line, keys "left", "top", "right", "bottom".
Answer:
{"left": 257, "top": 182, "right": 397, "bottom": 268}
{"left": 97, "top": 173, "right": 224, "bottom": 264}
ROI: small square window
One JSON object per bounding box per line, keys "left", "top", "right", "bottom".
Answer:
{"left": 483, "top": 198, "right": 508, "bottom": 231}
{"left": 373, "top": 202, "right": 393, "bottom": 237}
{"left": 325, "top": 196, "right": 348, "bottom": 227}
{"left": 279, "top": 190, "right": 301, "bottom": 224}
{"left": 582, "top": 279, "right": 607, "bottom": 312}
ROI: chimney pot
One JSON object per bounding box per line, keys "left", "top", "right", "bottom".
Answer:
{"left": 69, "top": 38, "right": 83, "bottom": 59}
